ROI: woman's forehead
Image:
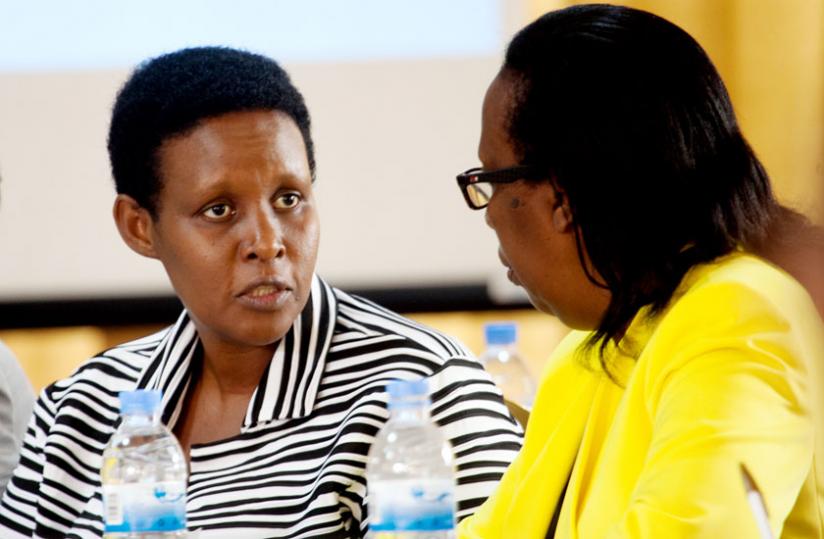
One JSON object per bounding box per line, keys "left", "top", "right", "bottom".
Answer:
{"left": 156, "top": 110, "right": 311, "bottom": 191}
{"left": 480, "top": 76, "right": 519, "bottom": 168}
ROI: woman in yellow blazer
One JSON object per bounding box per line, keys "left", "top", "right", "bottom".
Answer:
{"left": 454, "top": 4, "right": 823, "bottom": 538}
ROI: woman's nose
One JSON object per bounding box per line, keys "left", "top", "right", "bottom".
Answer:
{"left": 241, "top": 209, "right": 285, "bottom": 262}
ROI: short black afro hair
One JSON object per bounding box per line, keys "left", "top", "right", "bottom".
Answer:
{"left": 107, "top": 46, "right": 314, "bottom": 214}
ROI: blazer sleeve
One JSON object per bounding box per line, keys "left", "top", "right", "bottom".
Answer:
{"left": 608, "top": 281, "right": 816, "bottom": 538}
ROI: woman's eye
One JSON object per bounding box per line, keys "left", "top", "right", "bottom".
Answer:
{"left": 274, "top": 193, "right": 301, "bottom": 209}
{"left": 202, "top": 204, "right": 233, "bottom": 220}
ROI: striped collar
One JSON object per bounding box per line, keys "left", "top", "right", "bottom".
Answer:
{"left": 137, "top": 275, "right": 338, "bottom": 430}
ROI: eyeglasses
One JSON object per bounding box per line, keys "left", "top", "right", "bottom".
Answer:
{"left": 456, "top": 165, "right": 545, "bottom": 210}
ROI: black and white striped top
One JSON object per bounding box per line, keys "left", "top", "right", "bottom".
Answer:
{"left": 0, "top": 276, "right": 523, "bottom": 538}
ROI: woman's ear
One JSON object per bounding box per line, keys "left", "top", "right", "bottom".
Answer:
{"left": 113, "top": 194, "right": 159, "bottom": 259}
{"left": 551, "top": 191, "right": 574, "bottom": 233}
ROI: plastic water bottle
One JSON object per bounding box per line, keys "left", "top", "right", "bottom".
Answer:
{"left": 366, "top": 379, "right": 456, "bottom": 538}
{"left": 479, "top": 322, "right": 536, "bottom": 409}
{"left": 101, "top": 390, "right": 188, "bottom": 538}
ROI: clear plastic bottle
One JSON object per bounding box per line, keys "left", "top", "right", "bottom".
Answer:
{"left": 101, "top": 390, "right": 188, "bottom": 538}
{"left": 479, "top": 322, "right": 536, "bottom": 409}
{"left": 366, "top": 379, "right": 456, "bottom": 539}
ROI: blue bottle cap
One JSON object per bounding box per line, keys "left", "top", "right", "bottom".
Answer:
{"left": 385, "top": 379, "right": 429, "bottom": 401}
{"left": 484, "top": 322, "right": 517, "bottom": 345}
{"left": 119, "top": 390, "right": 162, "bottom": 415}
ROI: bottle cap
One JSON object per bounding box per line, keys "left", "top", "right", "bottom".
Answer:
{"left": 385, "top": 379, "right": 429, "bottom": 401}
{"left": 119, "top": 390, "right": 162, "bottom": 415}
{"left": 485, "top": 322, "right": 517, "bottom": 345}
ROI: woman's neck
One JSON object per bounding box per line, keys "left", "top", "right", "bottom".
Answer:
{"left": 198, "top": 339, "right": 274, "bottom": 397}
{"left": 172, "top": 337, "right": 277, "bottom": 456}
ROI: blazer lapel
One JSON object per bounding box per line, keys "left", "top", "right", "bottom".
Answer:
{"left": 505, "top": 331, "right": 602, "bottom": 538}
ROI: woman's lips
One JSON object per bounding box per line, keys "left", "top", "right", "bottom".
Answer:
{"left": 499, "top": 250, "right": 520, "bottom": 286}
{"left": 507, "top": 267, "right": 521, "bottom": 286}
{"left": 237, "top": 280, "right": 292, "bottom": 310}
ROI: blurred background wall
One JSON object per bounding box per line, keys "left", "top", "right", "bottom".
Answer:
{"left": 0, "top": 0, "right": 821, "bottom": 393}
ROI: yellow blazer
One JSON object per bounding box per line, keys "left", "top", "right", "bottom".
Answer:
{"left": 460, "top": 254, "right": 824, "bottom": 538}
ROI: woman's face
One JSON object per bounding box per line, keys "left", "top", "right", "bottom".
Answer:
{"left": 145, "top": 109, "right": 319, "bottom": 350}
{"left": 479, "top": 74, "right": 609, "bottom": 329}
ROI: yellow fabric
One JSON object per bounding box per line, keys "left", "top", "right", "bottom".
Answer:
{"left": 459, "top": 253, "right": 824, "bottom": 538}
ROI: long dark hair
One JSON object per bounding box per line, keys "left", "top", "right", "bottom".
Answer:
{"left": 502, "top": 4, "right": 778, "bottom": 369}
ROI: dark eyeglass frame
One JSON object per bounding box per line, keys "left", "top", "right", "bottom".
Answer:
{"left": 456, "top": 165, "right": 545, "bottom": 210}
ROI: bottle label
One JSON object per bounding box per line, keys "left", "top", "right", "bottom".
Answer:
{"left": 369, "top": 478, "right": 455, "bottom": 532}
{"left": 102, "top": 481, "right": 187, "bottom": 532}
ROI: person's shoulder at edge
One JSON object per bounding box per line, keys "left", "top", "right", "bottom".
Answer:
{"left": 0, "top": 341, "right": 34, "bottom": 493}
{"left": 0, "top": 341, "right": 34, "bottom": 437}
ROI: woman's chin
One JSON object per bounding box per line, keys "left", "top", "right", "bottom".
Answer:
{"left": 527, "top": 295, "right": 588, "bottom": 330}
{"left": 525, "top": 291, "right": 555, "bottom": 317}
{"left": 224, "top": 328, "right": 291, "bottom": 349}
{"left": 190, "top": 311, "right": 296, "bottom": 350}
